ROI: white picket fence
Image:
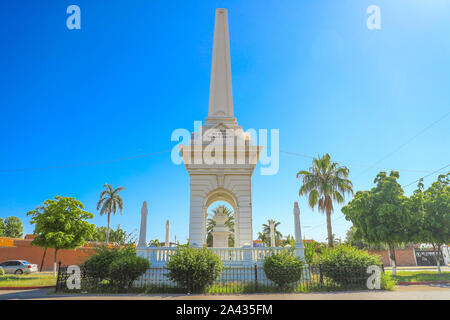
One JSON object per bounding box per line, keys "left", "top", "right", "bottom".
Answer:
{"left": 137, "top": 246, "right": 286, "bottom": 267}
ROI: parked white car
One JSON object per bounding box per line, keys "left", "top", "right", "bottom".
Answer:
{"left": 0, "top": 260, "right": 38, "bottom": 274}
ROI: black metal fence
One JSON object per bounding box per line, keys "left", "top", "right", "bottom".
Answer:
{"left": 415, "top": 249, "right": 445, "bottom": 266}
{"left": 56, "top": 262, "right": 385, "bottom": 294}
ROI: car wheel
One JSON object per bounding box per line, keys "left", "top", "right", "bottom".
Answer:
{"left": 14, "top": 269, "right": 23, "bottom": 275}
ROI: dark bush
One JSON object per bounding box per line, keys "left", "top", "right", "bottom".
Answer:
{"left": 166, "top": 247, "right": 223, "bottom": 293}
{"left": 263, "top": 249, "right": 304, "bottom": 288}
{"left": 81, "top": 245, "right": 137, "bottom": 283}
{"left": 318, "top": 244, "right": 381, "bottom": 287}
{"left": 109, "top": 255, "right": 150, "bottom": 288}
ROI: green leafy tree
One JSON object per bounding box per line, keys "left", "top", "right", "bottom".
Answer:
{"left": 148, "top": 239, "right": 162, "bottom": 247}
{"left": 206, "top": 205, "right": 234, "bottom": 247}
{"left": 0, "top": 218, "right": 5, "bottom": 237}
{"left": 262, "top": 219, "right": 283, "bottom": 246}
{"left": 283, "top": 234, "right": 296, "bottom": 247}
{"left": 3, "top": 216, "right": 24, "bottom": 238}
{"left": 411, "top": 173, "right": 450, "bottom": 274}
{"left": 345, "top": 226, "right": 388, "bottom": 250}
{"left": 297, "top": 153, "right": 353, "bottom": 247}
{"left": 342, "top": 171, "right": 414, "bottom": 275}
{"left": 27, "top": 196, "right": 95, "bottom": 276}
{"left": 97, "top": 183, "right": 125, "bottom": 244}
{"left": 89, "top": 225, "right": 136, "bottom": 245}
{"left": 257, "top": 232, "right": 268, "bottom": 245}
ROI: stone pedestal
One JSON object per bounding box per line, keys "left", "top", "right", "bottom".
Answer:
{"left": 211, "top": 207, "right": 230, "bottom": 248}
{"left": 212, "top": 231, "right": 230, "bottom": 248}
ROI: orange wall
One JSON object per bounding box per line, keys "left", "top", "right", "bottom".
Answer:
{"left": 0, "top": 238, "right": 97, "bottom": 270}
{"left": 369, "top": 248, "right": 416, "bottom": 266}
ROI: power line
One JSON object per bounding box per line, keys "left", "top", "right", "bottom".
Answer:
{"left": 280, "top": 150, "right": 431, "bottom": 173}
{"left": 354, "top": 110, "right": 450, "bottom": 179}
{"left": 402, "top": 163, "right": 450, "bottom": 188}
{"left": 0, "top": 150, "right": 171, "bottom": 173}
{"left": 303, "top": 163, "right": 450, "bottom": 232}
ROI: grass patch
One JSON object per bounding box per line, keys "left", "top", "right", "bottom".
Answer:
{"left": 0, "top": 273, "right": 57, "bottom": 287}
{"left": 387, "top": 271, "right": 450, "bottom": 282}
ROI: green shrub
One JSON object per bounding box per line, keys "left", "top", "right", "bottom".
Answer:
{"left": 166, "top": 247, "right": 223, "bottom": 293}
{"left": 304, "top": 241, "right": 324, "bottom": 265}
{"left": 318, "top": 244, "right": 382, "bottom": 288}
{"left": 381, "top": 272, "right": 397, "bottom": 291}
{"left": 0, "top": 267, "right": 4, "bottom": 276}
{"left": 263, "top": 249, "right": 304, "bottom": 288}
{"left": 109, "top": 255, "right": 150, "bottom": 289}
{"left": 81, "top": 245, "right": 136, "bottom": 283}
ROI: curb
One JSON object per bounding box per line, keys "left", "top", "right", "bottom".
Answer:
{"left": 398, "top": 281, "right": 450, "bottom": 285}
{"left": 0, "top": 286, "right": 55, "bottom": 290}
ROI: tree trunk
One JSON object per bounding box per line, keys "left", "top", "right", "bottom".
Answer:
{"left": 40, "top": 247, "right": 47, "bottom": 272}
{"left": 53, "top": 248, "right": 58, "bottom": 277}
{"left": 106, "top": 212, "right": 111, "bottom": 244}
{"left": 326, "top": 210, "right": 333, "bottom": 247}
{"left": 388, "top": 242, "right": 396, "bottom": 276}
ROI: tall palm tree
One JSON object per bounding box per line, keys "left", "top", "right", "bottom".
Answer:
{"left": 297, "top": 153, "right": 353, "bottom": 247}
{"left": 96, "top": 183, "right": 125, "bottom": 244}
{"left": 206, "top": 205, "right": 234, "bottom": 247}
{"left": 262, "top": 219, "right": 283, "bottom": 246}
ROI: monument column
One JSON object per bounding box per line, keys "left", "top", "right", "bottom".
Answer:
{"left": 165, "top": 220, "right": 170, "bottom": 247}
{"left": 293, "top": 202, "right": 305, "bottom": 261}
{"left": 138, "top": 201, "right": 148, "bottom": 248}
{"left": 181, "top": 9, "right": 261, "bottom": 248}
{"left": 269, "top": 220, "right": 275, "bottom": 247}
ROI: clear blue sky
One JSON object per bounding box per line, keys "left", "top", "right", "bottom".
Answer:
{"left": 0, "top": 1, "right": 449, "bottom": 243}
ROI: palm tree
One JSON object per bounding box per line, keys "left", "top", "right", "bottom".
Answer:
{"left": 262, "top": 219, "right": 283, "bottom": 246}
{"left": 257, "top": 232, "right": 267, "bottom": 245}
{"left": 206, "top": 205, "right": 234, "bottom": 247}
{"left": 96, "top": 183, "right": 125, "bottom": 244}
{"left": 297, "top": 153, "right": 353, "bottom": 247}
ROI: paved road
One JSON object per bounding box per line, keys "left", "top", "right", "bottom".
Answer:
{"left": 1, "top": 284, "right": 449, "bottom": 300}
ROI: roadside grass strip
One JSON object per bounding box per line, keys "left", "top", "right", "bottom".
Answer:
{"left": 0, "top": 273, "right": 57, "bottom": 288}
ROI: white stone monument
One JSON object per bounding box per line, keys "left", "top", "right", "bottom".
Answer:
{"left": 293, "top": 202, "right": 305, "bottom": 261}
{"left": 180, "top": 8, "right": 262, "bottom": 248}
{"left": 137, "top": 201, "right": 148, "bottom": 247}
{"left": 211, "top": 207, "right": 230, "bottom": 248}
{"left": 269, "top": 220, "right": 275, "bottom": 247}
{"left": 165, "top": 220, "right": 170, "bottom": 247}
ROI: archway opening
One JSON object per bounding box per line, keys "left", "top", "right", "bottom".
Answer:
{"left": 206, "top": 200, "right": 235, "bottom": 247}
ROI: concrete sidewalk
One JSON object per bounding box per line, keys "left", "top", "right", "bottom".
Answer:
{"left": 384, "top": 266, "right": 450, "bottom": 272}
{"left": 1, "top": 284, "right": 449, "bottom": 300}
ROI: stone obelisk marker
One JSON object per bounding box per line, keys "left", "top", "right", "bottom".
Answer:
{"left": 293, "top": 202, "right": 305, "bottom": 261}
{"left": 208, "top": 8, "right": 234, "bottom": 120}
{"left": 165, "top": 220, "right": 170, "bottom": 247}
{"left": 269, "top": 220, "right": 275, "bottom": 247}
{"left": 137, "top": 201, "right": 148, "bottom": 247}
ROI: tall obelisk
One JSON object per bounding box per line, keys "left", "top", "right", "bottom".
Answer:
{"left": 205, "top": 8, "right": 237, "bottom": 129}
{"left": 165, "top": 220, "right": 170, "bottom": 247}
{"left": 138, "top": 201, "right": 148, "bottom": 247}
{"left": 180, "top": 9, "right": 262, "bottom": 248}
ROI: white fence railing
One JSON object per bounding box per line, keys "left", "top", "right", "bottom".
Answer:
{"left": 137, "top": 246, "right": 286, "bottom": 266}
